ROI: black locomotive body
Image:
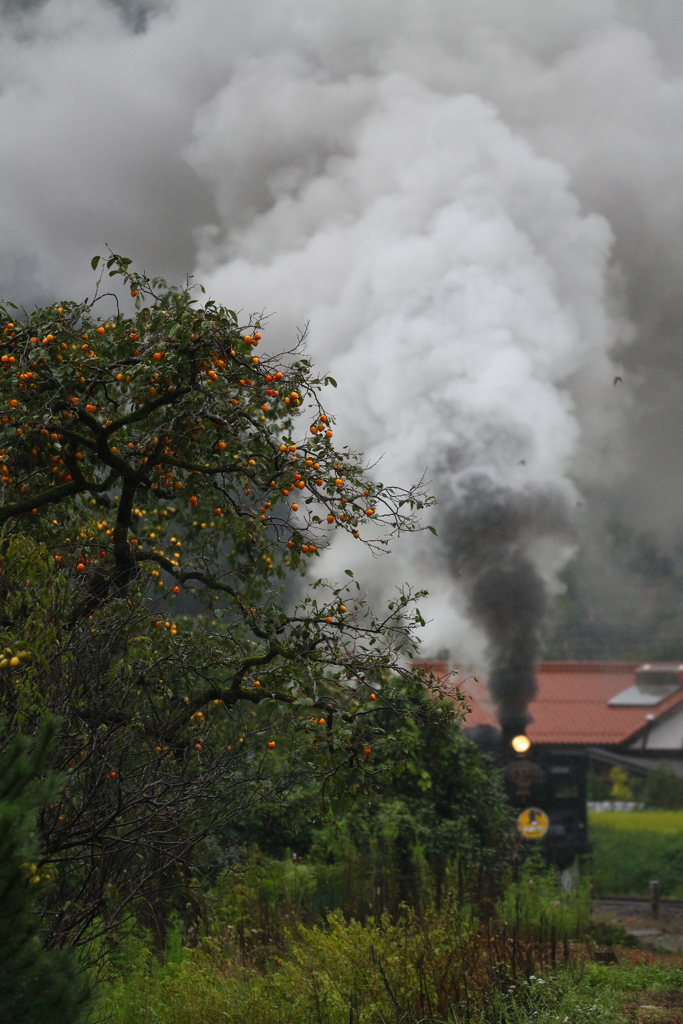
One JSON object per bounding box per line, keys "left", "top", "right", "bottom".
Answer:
{"left": 503, "top": 746, "right": 591, "bottom": 868}
{"left": 465, "top": 724, "right": 591, "bottom": 869}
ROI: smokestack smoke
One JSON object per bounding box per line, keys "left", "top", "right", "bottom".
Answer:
{"left": 471, "top": 560, "right": 545, "bottom": 725}
{"left": 443, "top": 474, "right": 567, "bottom": 723}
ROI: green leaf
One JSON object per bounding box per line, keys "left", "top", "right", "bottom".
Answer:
{"left": 91, "top": 256, "right": 100, "bottom": 270}
{"left": 324, "top": 376, "right": 337, "bottom": 388}
{"left": 344, "top": 570, "right": 354, "bottom": 577}
{"left": 426, "top": 525, "right": 438, "bottom": 536}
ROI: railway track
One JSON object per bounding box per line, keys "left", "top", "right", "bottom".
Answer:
{"left": 594, "top": 896, "right": 683, "bottom": 931}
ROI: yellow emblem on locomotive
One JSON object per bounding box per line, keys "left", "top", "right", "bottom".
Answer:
{"left": 517, "top": 807, "right": 549, "bottom": 840}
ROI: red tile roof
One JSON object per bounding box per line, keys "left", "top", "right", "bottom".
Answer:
{"left": 413, "top": 660, "right": 683, "bottom": 746}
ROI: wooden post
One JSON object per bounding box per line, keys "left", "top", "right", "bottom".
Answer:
{"left": 650, "top": 880, "right": 660, "bottom": 920}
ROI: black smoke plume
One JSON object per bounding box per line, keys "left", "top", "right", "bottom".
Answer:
{"left": 443, "top": 474, "right": 569, "bottom": 726}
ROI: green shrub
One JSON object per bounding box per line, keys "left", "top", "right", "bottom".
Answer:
{"left": 584, "top": 960, "right": 683, "bottom": 991}
{"left": 502, "top": 858, "right": 592, "bottom": 941}
{"left": 587, "top": 771, "right": 611, "bottom": 801}
{"left": 643, "top": 767, "right": 683, "bottom": 809}
{"left": 608, "top": 766, "right": 633, "bottom": 800}
{"left": 216, "top": 723, "right": 515, "bottom": 929}
{"left": 589, "top": 920, "right": 639, "bottom": 948}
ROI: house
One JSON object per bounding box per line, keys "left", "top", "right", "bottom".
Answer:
{"left": 414, "top": 660, "right": 683, "bottom": 777}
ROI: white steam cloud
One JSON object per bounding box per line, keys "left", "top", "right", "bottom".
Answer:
{"left": 3, "top": 0, "right": 683, "bottom": 664}
{"left": 196, "top": 77, "right": 616, "bottom": 658}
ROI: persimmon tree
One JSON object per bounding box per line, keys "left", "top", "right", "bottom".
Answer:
{"left": 0, "top": 255, "right": 459, "bottom": 951}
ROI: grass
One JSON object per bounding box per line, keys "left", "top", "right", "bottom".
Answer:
{"left": 589, "top": 811, "right": 683, "bottom": 834}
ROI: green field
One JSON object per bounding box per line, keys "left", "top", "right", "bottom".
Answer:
{"left": 589, "top": 810, "right": 683, "bottom": 833}
{"left": 590, "top": 811, "right": 683, "bottom": 896}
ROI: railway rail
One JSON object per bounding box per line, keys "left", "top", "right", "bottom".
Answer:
{"left": 594, "top": 896, "right": 683, "bottom": 908}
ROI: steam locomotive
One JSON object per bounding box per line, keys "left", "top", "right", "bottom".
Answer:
{"left": 464, "top": 718, "right": 591, "bottom": 869}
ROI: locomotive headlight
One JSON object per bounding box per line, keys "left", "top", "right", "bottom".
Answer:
{"left": 511, "top": 734, "right": 531, "bottom": 754}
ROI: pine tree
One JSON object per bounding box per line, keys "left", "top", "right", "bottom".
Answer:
{"left": 0, "top": 719, "right": 91, "bottom": 1023}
